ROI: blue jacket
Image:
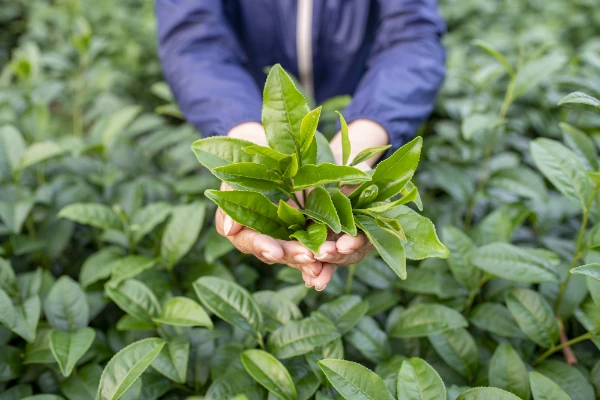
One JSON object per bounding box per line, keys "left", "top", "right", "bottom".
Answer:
{"left": 155, "top": 0, "right": 446, "bottom": 152}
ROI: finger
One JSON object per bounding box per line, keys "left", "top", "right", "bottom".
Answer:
{"left": 279, "top": 239, "right": 316, "bottom": 266}
{"left": 312, "top": 263, "right": 337, "bottom": 291}
{"left": 229, "top": 227, "right": 283, "bottom": 262}
{"left": 328, "top": 249, "right": 371, "bottom": 265}
{"left": 223, "top": 214, "right": 243, "bottom": 236}
{"left": 314, "top": 241, "right": 338, "bottom": 263}
{"left": 301, "top": 270, "right": 314, "bottom": 287}
{"left": 336, "top": 233, "right": 371, "bottom": 254}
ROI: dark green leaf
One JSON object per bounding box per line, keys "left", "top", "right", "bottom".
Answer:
{"left": 529, "top": 371, "right": 571, "bottom": 400}
{"left": 535, "top": 360, "right": 595, "bottom": 400}
{"left": 560, "top": 122, "right": 598, "bottom": 171}
{"left": 241, "top": 349, "right": 297, "bottom": 400}
{"left": 109, "top": 256, "right": 155, "bottom": 286}
{"left": 389, "top": 303, "right": 468, "bottom": 338}
{"left": 428, "top": 328, "right": 478, "bottom": 379}
{"left": 79, "top": 247, "right": 124, "bottom": 288}
{"left": 152, "top": 296, "right": 213, "bottom": 328}
{"left": 269, "top": 315, "right": 340, "bottom": 359}
{"left": 488, "top": 343, "right": 530, "bottom": 399}
{"left": 318, "top": 359, "right": 394, "bottom": 400}
{"left": 318, "top": 295, "right": 368, "bottom": 334}
{"left": 469, "top": 303, "right": 524, "bottom": 338}
{"left": 442, "top": 226, "right": 481, "bottom": 291}
{"left": 106, "top": 279, "right": 161, "bottom": 323}
{"left": 49, "top": 328, "right": 95, "bottom": 377}
{"left": 160, "top": 201, "right": 206, "bottom": 269}
{"left": 151, "top": 337, "right": 189, "bottom": 383}
{"left": 44, "top": 276, "right": 88, "bottom": 332}
{"left": 397, "top": 357, "right": 446, "bottom": 400}
{"left": 58, "top": 203, "right": 121, "bottom": 231}
{"left": 253, "top": 291, "right": 302, "bottom": 332}
{"left": 505, "top": 288, "right": 559, "bottom": 348}
{"left": 355, "top": 214, "right": 406, "bottom": 279}
{"left": 457, "top": 387, "right": 521, "bottom": 400}
{"left": 130, "top": 202, "right": 172, "bottom": 244}
{"left": 60, "top": 364, "right": 102, "bottom": 400}
{"left": 344, "top": 317, "right": 390, "bottom": 363}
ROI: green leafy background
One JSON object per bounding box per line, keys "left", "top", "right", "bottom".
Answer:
{"left": 1, "top": 0, "right": 600, "bottom": 399}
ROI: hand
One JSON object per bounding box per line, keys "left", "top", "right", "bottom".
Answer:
{"left": 216, "top": 123, "right": 329, "bottom": 289}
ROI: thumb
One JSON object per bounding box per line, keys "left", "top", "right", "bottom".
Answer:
{"left": 223, "top": 214, "right": 243, "bottom": 236}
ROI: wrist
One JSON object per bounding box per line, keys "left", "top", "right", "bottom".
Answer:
{"left": 330, "top": 119, "right": 389, "bottom": 168}
{"left": 227, "top": 122, "right": 268, "bottom": 146}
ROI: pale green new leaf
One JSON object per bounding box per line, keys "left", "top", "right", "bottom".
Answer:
{"left": 350, "top": 145, "right": 391, "bottom": 167}
{"left": 389, "top": 303, "right": 467, "bottom": 338}
{"left": 97, "top": 338, "right": 165, "bottom": 400}
{"left": 471, "top": 243, "right": 560, "bottom": 283}
{"left": 58, "top": 203, "right": 121, "bottom": 231}
{"left": 397, "top": 357, "right": 446, "bottom": 400}
{"left": 49, "top": 328, "right": 95, "bottom": 377}
{"left": 293, "top": 163, "right": 370, "bottom": 190}
{"left": 160, "top": 201, "right": 205, "bottom": 269}
{"left": 488, "top": 343, "right": 530, "bottom": 400}
{"left": 571, "top": 263, "right": 600, "bottom": 282}
{"left": 290, "top": 223, "right": 327, "bottom": 255}
{"left": 213, "top": 162, "right": 283, "bottom": 192}
{"left": 318, "top": 359, "right": 394, "bottom": 400}
{"left": 473, "top": 40, "right": 515, "bottom": 76}
{"left": 44, "top": 276, "right": 88, "bottom": 332}
{"left": 560, "top": 122, "right": 598, "bottom": 171}
{"left": 18, "top": 141, "right": 64, "bottom": 171}
{"left": 330, "top": 191, "right": 356, "bottom": 236}
{"left": 152, "top": 296, "right": 213, "bottom": 328}
{"left": 302, "top": 187, "right": 342, "bottom": 233}
{"left": 299, "top": 107, "right": 322, "bottom": 153}
{"left": 192, "top": 136, "right": 271, "bottom": 171}
{"left": 336, "top": 112, "right": 350, "bottom": 165}
{"left": 558, "top": 91, "right": 600, "bottom": 111}
{"left": 241, "top": 349, "right": 297, "bottom": 400}
{"left": 505, "top": 288, "right": 559, "bottom": 348}
{"left": 193, "top": 276, "right": 262, "bottom": 336}
{"left": 205, "top": 190, "right": 290, "bottom": 240}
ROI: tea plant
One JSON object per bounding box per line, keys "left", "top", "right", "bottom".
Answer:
{"left": 192, "top": 64, "right": 449, "bottom": 279}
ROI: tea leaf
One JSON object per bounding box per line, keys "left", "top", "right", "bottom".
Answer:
{"left": 330, "top": 191, "right": 356, "bottom": 236}
{"left": 58, "top": 203, "right": 122, "bottom": 231}
{"left": 471, "top": 243, "right": 560, "bottom": 283}
{"left": 293, "top": 163, "right": 370, "bottom": 190}
{"left": 354, "top": 184, "right": 379, "bottom": 209}
{"left": 0, "top": 289, "right": 16, "bottom": 328}
{"left": 130, "top": 202, "right": 172, "bottom": 244}
{"left": 558, "top": 91, "right": 600, "bottom": 110}
{"left": 79, "top": 247, "right": 124, "bottom": 288}
{"left": 530, "top": 138, "right": 593, "bottom": 213}
{"left": 355, "top": 214, "right": 406, "bottom": 279}
{"left": 192, "top": 136, "right": 271, "bottom": 171}
{"left": 160, "top": 201, "right": 206, "bottom": 269}
{"left": 489, "top": 343, "right": 530, "bottom": 399}
{"left": 571, "top": 263, "right": 600, "bottom": 282}
{"left": 18, "top": 141, "right": 64, "bottom": 171}
{"left": 344, "top": 317, "right": 390, "bottom": 363}
{"left": 318, "top": 295, "right": 369, "bottom": 334}
{"left": 388, "top": 303, "right": 467, "bottom": 338}
{"left": 442, "top": 226, "right": 481, "bottom": 291}
{"left": 109, "top": 255, "right": 155, "bottom": 286}
{"left": 318, "top": 359, "right": 394, "bottom": 400}
{"left": 44, "top": 276, "right": 88, "bottom": 332}
{"left": 213, "top": 162, "right": 283, "bottom": 192}
{"left": 253, "top": 291, "right": 302, "bottom": 332}
{"left": 49, "top": 328, "right": 95, "bottom": 377}
{"left": 382, "top": 205, "right": 449, "bottom": 259}
{"left": 152, "top": 296, "right": 213, "bottom": 328}
{"left": 241, "top": 349, "right": 297, "bottom": 400}
{"left": 535, "top": 360, "right": 595, "bottom": 400}
{"left": 302, "top": 187, "right": 342, "bottom": 233}
{"left": 205, "top": 190, "right": 291, "bottom": 240}
{"left": 428, "top": 328, "right": 478, "bottom": 379}
{"left": 193, "top": 277, "right": 263, "bottom": 337}
{"left": 263, "top": 64, "right": 310, "bottom": 154}
{"left": 151, "top": 337, "right": 189, "bottom": 383}
{"left": 457, "top": 387, "right": 521, "bottom": 400}
{"left": 560, "top": 122, "right": 598, "bottom": 171}
{"left": 60, "top": 364, "right": 101, "bottom": 400}
{"left": 290, "top": 223, "right": 327, "bottom": 255}
{"left": 350, "top": 145, "right": 391, "bottom": 167}
{"left": 469, "top": 302, "right": 524, "bottom": 338}
{"left": 300, "top": 107, "right": 322, "bottom": 153}
{"left": 97, "top": 338, "right": 165, "bottom": 400}
{"left": 336, "top": 112, "right": 351, "bottom": 165}
{"left": 397, "top": 357, "right": 446, "bottom": 400}
{"left": 488, "top": 166, "right": 548, "bottom": 201}
{"left": 529, "top": 371, "right": 571, "bottom": 400}
{"left": 277, "top": 200, "right": 306, "bottom": 229}
{"left": 106, "top": 279, "right": 161, "bottom": 323}
{"left": 101, "top": 105, "right": 141, "bottom": 150}
{"left": 268, "top": 315, "right": 340, "bottom": 359}
{"left": 473, "top": 40, "right": 515, "bottom": 76}
{"left": 505, "top": 288, "right": 559, "bottom": 348}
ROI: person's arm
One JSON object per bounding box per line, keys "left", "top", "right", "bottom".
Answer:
{"left": 155, "top": 0, "right": 262, "bottom": 137}
{"left": 339, "top": 0, "right": 446, "bottom": 154}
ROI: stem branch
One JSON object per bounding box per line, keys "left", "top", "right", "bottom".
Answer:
{"left": 533, "top": 327, "right": 600, "bottom": 365}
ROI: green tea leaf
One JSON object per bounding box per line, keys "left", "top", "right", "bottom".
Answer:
{"left": 0, "top": 345, "right": 22, "bottom": 382}
{"left": 151, "top": 337, "right": 189, "bottom": 383}
{"left": 192, "top": 136, "right": 269, "bottom": 171}
{"left": 152, "top": 296, "right": 213, "bottom": 328}
{"left": 530, "top": 138, "right": 594, "bottom": 213}
{"left": 109, "top": 256, "right": 155, "bottom": 286}
{"left": 302, "top": 187, "right": 342, "bottom": 233}
{"left": 488, "top": 343, "right": 530, "bottom": 399}
{"left": 213, "top": 162, "right": 283, "bottom": 192}
{"left": 457, "top": 387, "right": 521, "bottom": 400}
{"left": 0, "top": 197, "right": 34, "bottom": 234}
{"left": 290, "top": 223, "right": 327, "bottom": 255}
{"left": 428, "top": 328, "right": 478, "bottom": 379}
{"left": 471, "top": 243, "right": 560, "bottom": 283}
{"left": 336, "top": 112, "right": 351, "bottom": 165}
{"left": 354, "top": 184, "right": 379, "bottom": 209}
{"left": 350, "top": 145, "right": 391, "bottom": 167}
{"left": 535, "top": 360, "right": 595, "bottom": 400}
{"left": 560, "top": 122, "right": 598, "bottom": 171}
{"left": 193, "top": 276, "right": 263, "bottom": 337}
{"left": 58, "top": 203, "right": 121, "bottom": 231}
{"left": 382, "top": 205, "right": 449, "bottom": 259}
{"left": 130, "top": 202, "right": 172, "bottom": 244}
{"left": 278, "top": 200, "right": 306, "bottom": 229}
{"left": 60, "top": 364, "right": 102, "bottom": 400}
{"left": 529, "top": 371, "right": 571, "bottom": 400}
{"left": 106, "top": 279, "right": 161, "bottom": 323}
{"left": 79, "top": 247, "right": 124, "bottom": 288}
{"left": 461, "top": 113, "right": 504, "bottom": 141}
{"left": 469, "top": 302, "right": 524, "bottom": 338}
{"left": 344, "top": 317, "right": 390, "bottom": 363}
{"left": 263, "top": 64, "right": 310, "bottom": 154}
{"left": 442, "top": 226, "right": 481, "bottom": 291}
{"left": 571, "top": 263, "right": 600, "bottom": 282}
{"left": 44, "top": 276, "right": 88, "bottom": 332}
{"left": 389, "top": 303, "right": 467, "bottom": 338}
{"left": 18, "top": 141, "right": 64, "bottom": 171}
{"left": 160, "top": 201, "right": 206, "bottom": 269}
{"left": 505, "top": 288, "right": 559, "bottom": 348}
{"left": 318, "top": 359, "right": 394, "bottom": 400}
{"left": 269, "top": 315, "right": 340, "bottom": 359}
{"left": 205, "top": 190, "right": 291, "bottom": 240}
{"left": 473, "top": 40, "right": 515, "bottom": 76}
{"left": 558, "top": 91, "right": 600, "bottom": 110}
{"left": 241, "top": 349, "right": 297, "bottom": 400}
{"left": 397, "top": 357, "right": 446, "bottom": 400}
{"left": 330, "top": 191, "right": 356, "bottom": 236}
{"left": 253, "top": 291, "right": 302, "bottom": 332}
{"left": 97, "top": 338, "right": 165, "bottom": 400}
{"left": 12, "top": 296, "right": 40, "bottom": 343}
{"left": 293, "top": 163, "right": 370, "bottom": 190}
{"left": 101, "top": 105, "right": 141, "bottom": 150}
{"left": 355, "top": 214, "right": 406, "bottom": 279}
{"left": 49, "top": 328, "right": 95, "bottom": 377}
{"left": 0, "top": 289, "right": 16, "bottom": 328}
{"left": 318, "top": 295, "right": 368, "bottom": 334}
{"left": 488, "top": 166, "right": 548, "bottom": 201}
{"left": 300, "top": 107, "right": 322, "bottom": 153}
{"left": 206, "top": 369, "right": 265, "bottom": 400}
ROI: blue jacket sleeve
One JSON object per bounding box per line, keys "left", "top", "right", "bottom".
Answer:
{"left": 155, "top": 0, "right": 262, "bottom": 137}
{"left": 342, "top": 0, "right": 446, "bottom": 151}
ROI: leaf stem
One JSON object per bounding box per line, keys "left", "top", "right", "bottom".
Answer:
{"left": 257, "top": 334, "right": 265, "bottom": 350}
{"left": 292, "top": 192, "right": 303, "bottom": 209}
{"left": 533, "top": 327, "right": 600, "bottom": 365}
{"left": 554, "top": 184, "right": 599, "bottom": 312}
{"left": 346, "top": 264, "right": 356, "bottom": 294}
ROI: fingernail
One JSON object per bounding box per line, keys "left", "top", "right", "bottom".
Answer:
{"left": 305, "top": 282, "right": 313, "bottom": 288}
{"left": 294, "top": 254, "right": 313, "bottom": 263}
{"left": 338, "top": 248, "right": 353, "bottom": 254}
{"left": 223, "top": 216, "right": 233, "bottom": 235}
{"left": 302, "top": 266, "right": 317, "bottom": 278}
{"left": 316, "top": 252, "right": 333, "bottom": 261}
{"left": 262, "top": 252, "right": 276, "bottom": 262}
{"left": 316, "top": 284, "right": 327, "bottom": 292}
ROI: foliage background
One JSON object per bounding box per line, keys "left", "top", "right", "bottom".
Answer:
{"left": 1, "top": 0, "right": 600, "bottom": 399}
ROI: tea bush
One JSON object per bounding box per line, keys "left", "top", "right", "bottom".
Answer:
{"left": 1, "top": 1, "right": 600, "bottom": 399}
